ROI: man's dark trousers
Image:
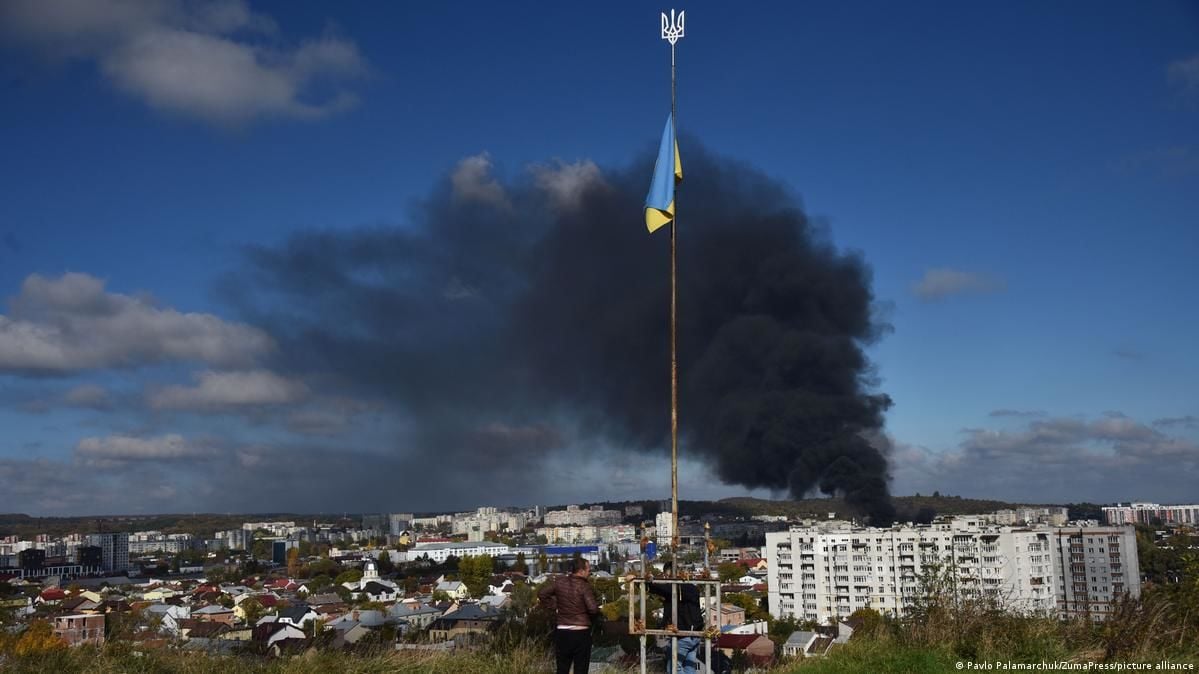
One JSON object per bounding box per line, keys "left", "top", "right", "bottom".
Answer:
{"left": 555, "top": 628, "right": 592, "bottom": 674}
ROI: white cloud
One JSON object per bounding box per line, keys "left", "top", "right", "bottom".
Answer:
{"left": 149, "top": 369, "right": 308, "bottom": 410}
{"left": 530, "top": 159, "right": 604, "bottom": 210}
{"left": 0, "top": 272, "right": 273, "bottom": 374}
{"left": 911, "top": 268, "right": 1005, "bottom": 301}
{"left": 890, "top": 413, "right": 1199, "bottom": 502}
{"left": 0, "top": 0, "right": 366, "bottom": 125}
{"left": 450, "top": 153, "right": 511, "bottom": 209}
{"left": 75, "top": 433, "right": 214, "bottom": 463}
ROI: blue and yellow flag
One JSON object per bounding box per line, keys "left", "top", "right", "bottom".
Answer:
{"left": 644, "top": 113, "right": 682, "bottom": 233}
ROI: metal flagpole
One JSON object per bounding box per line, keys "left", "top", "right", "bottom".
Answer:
{"left": 662, "top": 11, "right": 687, "bottom": 674}
{"left": 661, "top": 6, "right": 684, "bottom": 565}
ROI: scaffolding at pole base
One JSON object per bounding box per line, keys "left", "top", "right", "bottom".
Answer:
{"left": 625, "top": 576, "right": 722, "bottom": 674}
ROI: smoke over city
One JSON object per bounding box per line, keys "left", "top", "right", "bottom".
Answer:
{"left": 230, "top": 142, "right": 896, "bottom": 523}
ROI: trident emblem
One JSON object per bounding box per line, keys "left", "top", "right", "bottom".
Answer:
{"left": 661, "top": 9, "right": 684, "bottom": 45}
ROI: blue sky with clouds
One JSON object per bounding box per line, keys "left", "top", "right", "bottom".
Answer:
{"left": 1, "top": 0, "right": 1197, "bottom": 515}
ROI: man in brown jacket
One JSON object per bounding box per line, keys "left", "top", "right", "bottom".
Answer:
{"left": 537, "top": 558, "right": 599, "bottom": 674}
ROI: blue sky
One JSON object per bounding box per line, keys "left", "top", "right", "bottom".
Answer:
{"left": 1, "top": 1, "right": 1197, "bottom": 515}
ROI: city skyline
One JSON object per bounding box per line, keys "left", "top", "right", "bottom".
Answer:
{"left": 1, "top": 1, "right": 1197, "bottom": 515}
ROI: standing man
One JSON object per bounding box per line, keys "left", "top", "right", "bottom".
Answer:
{"left": 647, "top": 562, "right": 704, "bottom": 674}
{"left": 537, "top": 558, "right": 600, "bottom": 674}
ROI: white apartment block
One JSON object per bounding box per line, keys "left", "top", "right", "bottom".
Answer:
{"left": 1051, "top": 526, "right": 1140, "bottom": 618}
{"left": 1102, "top": 503, "right": 1199, "bottom": 526}
{"left": 766, "top": 518, "right": 1070, "bottom": 624}
{"left": 536, "top": 524, "right": 635, "bottom": 544}
{"left": 655, "top": 511, "right": 674, "bottom": 546}
{"left": 412, "top": 514, "right": 454, "bottom": 529}
{"left": 241, "top": 521, "right": 297, "bottom": 536}
{"left": 127, "top": 532, "right": 194, "bottom": 554}
{"left": 544, "top": 505, "right": 623, "bottom": 527}
{"left": 991, "top": 507, "right": 1069, "bottom": 527}
{"left": 451, "top": 508, "right": 528, "bottom": 536}
{"left": 216, "top": 528, "right": 251, "bottom": 551}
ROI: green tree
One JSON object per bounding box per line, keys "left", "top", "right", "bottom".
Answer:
{"left": 769, "top": 615, "right": 803, "bottom": 645}
{"left": 718, "top": 562, "right": 742, "bottom": 583}
{"left": 459, "top": 555, "right": 495, "bottom": 598}
{"left": 239, "top": 597, "right": 265, "bottom": 626}
{"left": 309, "top": 557, "right": 337, "bottom": 577}
{"left": 513, "top": 551, "right": 528, "bottom": 574}
{"left": 376, "top": 553, "right": 394, "bottom": 575}
{"left": 846, "top": 607, "right": 882, "bottom": 638}
{"left": 591, "top": 577, "right": 622, "bottom": 605}
{"left": 335, "top": 568, "right": 363, "bottom": 586}
{"left": 251, "top": 539, "right": 270, "bottom": 560}
{"left": 508, "top": 582, "right": 535, "bottom": 618}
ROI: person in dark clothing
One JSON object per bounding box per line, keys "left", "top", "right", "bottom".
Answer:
{"left": 537, "top": 558, "right": 600, "bottom": 674}
{"left": 647, "top": 563, "right": 705, "bottom": 674}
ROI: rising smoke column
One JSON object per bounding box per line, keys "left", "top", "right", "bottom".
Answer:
{"left": 232, "top": 142, "right": 896, "bottom": 523}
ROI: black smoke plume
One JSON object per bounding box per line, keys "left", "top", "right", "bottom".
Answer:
{"left": 230, "top": 142, "right": 896, "bottom": 524}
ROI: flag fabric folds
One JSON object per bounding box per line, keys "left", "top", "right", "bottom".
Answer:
{"left": 644, "top": 113, "right": 683, "bottom": 233}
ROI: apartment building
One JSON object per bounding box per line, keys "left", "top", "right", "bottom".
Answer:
{"left": 84, "top": 532, "right": 129, "bottom": 573}
{"left": 1051, "top": 526, "right": 1140, "bottom": 618}
{"left": 765, "top": 518, "right": 1069, "bottom": 624}
{"left": 1102, "top": 503, "right": 1199, "bottom": 526}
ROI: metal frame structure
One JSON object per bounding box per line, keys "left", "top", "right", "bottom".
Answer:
{"left": 626, "top": 576, "right": 722, "bottom": 674}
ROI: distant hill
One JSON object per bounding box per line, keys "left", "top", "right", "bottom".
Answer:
{"left": 581, "top": 494, "right": 1067, "bottom": 523}
{"left": 0, "top": 512, "right": 349, "bottom": 539}
{"left": 2, "top": 495, "right": 1098, "bottom": 539}
{"left": 710, "top": 495, "right": 1054, "bottom": 521}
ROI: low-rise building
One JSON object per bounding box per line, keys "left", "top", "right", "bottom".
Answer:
{"left": 53, "top": 614, "right": 105, "bottom": 647}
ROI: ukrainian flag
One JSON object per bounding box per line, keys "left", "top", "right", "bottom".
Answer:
{"left": 645, "top": 113, "right": 682, "bottom": 233}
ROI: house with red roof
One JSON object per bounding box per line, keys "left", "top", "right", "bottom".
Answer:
{"left": 715, "top": 633, "right": 775, "bottom": 666}
{"left": 37, "top": 587, "right": 67, "bottom": 605}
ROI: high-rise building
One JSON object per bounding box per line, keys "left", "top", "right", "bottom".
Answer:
{"left": 216, "top": 529, "right": 250, "bottom": 551}
{"left": 1050, "top": 526, "right": 1140, "bottom": 619}
{"left": 77, "top": 545, "right": 103, "bottom": 570}
{"left": 655, "top": 511, "right": 674, "bottom": 547}
{"left": 765, "top": 518, "right": 1139, "bottom": 624}
{"left": 85, "top": 533, "right": 129, "bottom": 573}
{"left": 389, "top": 513, "right": 414, "bottom": 536}
{"left": 272, "top": 540, "right": 299, "bottom": 565}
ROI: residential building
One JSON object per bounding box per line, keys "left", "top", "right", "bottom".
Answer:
{"left": 53, "top": 614, "right": 105, "bottom": 647}
{"left": 1050, "top": 526, "right": 1140, "bottom": 619}
{"left": 535, "top": 524, "right": 635, "bottom": 544}
{"left": 215, "top": 529, "right": 250, "bottom": 551}
{"left": 655, "top": 511, "right": 674, "bottom": 546}
{"left": 765, "top": 518, "right": 1138, "bottom": 624}
{"left": 389, "top": 513, "right": 414, "bottom": 536}
{"left": 765, "top": 518, "right": 1059, "bottom": 624}
{"left": 84, "top": 532, "right": 129, "bottom": 573}
{"left": 1102, "top": 503, "right": 1199, "bottom": 526}
{"left": 544, "top": 505, "right": 622, "bottom": 527}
